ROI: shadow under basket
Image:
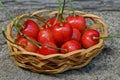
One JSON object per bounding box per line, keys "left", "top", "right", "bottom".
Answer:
{"left": 6, "top": 10, "right": 108, "bottom": 74}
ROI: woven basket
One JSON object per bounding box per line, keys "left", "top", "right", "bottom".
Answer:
{"left": 6, "top": 10, "right": 108, "bottom": 74}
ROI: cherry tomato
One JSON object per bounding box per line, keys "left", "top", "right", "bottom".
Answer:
{"left": 17, "top": 37, "right": 39, "bottom": 52}
{"left": 37, "top": 42, "right": 58, "bottom": 55}
{"left": 81, "top": 29, "right": 100, "bottom": 48}
{"left": 37, "top": 28, "right": 55, "bottom": 44}
{"left": 44, "top": 17, "right": 60, "bottom": 28}
{"left": 20, "top": 19, "right": 40, "bottom": 39}
{"left": 61, "top": 40, "right": 82, "bottom": 54}
{"left": 66, "top": 15, "right": 86, "bottom": 32}
{"left": 51, "top": 22, "right": 73, "bottom": 45}
{"left": 72, "top": 28, "right": 81, "bottom": 42}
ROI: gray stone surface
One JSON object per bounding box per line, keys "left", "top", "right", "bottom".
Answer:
{"left": 0, "top": 0, "right": 120, "bottom": 80}
{"left": 1, "top": 0, "right": 120, "bottom": 11}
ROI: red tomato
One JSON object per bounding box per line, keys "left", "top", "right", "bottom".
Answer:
{"left": 17, "top": 37, "right": 39, "bottom": 52}
{"left": 51, "top": 22, "right": 73, "bottom": 45}
{"left": 72, "top": 28, "right": 81, "bottom": 42}
{"left": 66, "top": 15, "right": 86, "bottom": 32}
{"left": 61, "top": 40, "right": 82, "bottom": 54}
{"left": 81, "top": 29, "right": 100, "bottom": 48}
{"left": 37, "top": 28, "right": 55, "bottom": 44}
{"left": 20, "top": 19, "right": 40, "bottom": 39}
{"left": 44, "top": 17, "right": 60, "bottom": 28}
{"left": 37, "top": 42, "right": 58, "bottom": 55}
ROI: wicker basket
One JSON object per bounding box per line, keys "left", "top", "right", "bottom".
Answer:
{"left": 6, "top": 10, "right": 108, "bottom": 74}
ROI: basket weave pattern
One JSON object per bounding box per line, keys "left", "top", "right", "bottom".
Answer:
{"left": 6, "top": 10, "right": 108, "bottom": 74}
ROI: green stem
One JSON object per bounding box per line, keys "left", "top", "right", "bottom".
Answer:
{"left": 14, "top": 15, "right": 35, "bottom": 29}
{"left": 54, "top": 0, "right": 61, "bottom": 25}
{"left": 101, "top": 36, "right": 120, "bottom": 39}
{"left": 58, "top": 0, "right": 62, "bottom": 14}
{"left": 93, "top": 36, "right": 120, "bottom": 40}
{"left": 22, "top": 34, "right": 41, "bottom": 48}
{"left": 69, "top": 0, "right": 75, "bottom": 16}
{"left": 2, "top": 27, "right": 22, "bottom": 46}
{"left": 42, "top": 43, "right": 66, "bottom": 51}
{"left": 0, "top": 1, "right": 13, "bottom": 20}
{"left": 33, "top": 15, "right": 51, "bottom": 27}
{"left": 61, "top": 0, "right": 66, "bottom": 16}
{"left": 13, "top": 19, "right": 22, "bottom": 32}
{"left": 54, "top": 0, "right": 62, "bottom": 25}
{"left": 58, "top": 0, "right": 66, "bottom": 26}
{"left": 14, "top": 15, "right": 42, "bottom": 29}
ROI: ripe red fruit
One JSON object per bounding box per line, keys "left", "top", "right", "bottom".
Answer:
{"left": 72, "top": 28, "right": 81, "bottom": 42}
{"left": 48, "top": 17, "right": 60, "bottom": 25}
{"left": 66, "top": 15, "right": 86, "bottom": 32}
{"left": 37, "top": 28, "right": 55, "bottom": 44}
{"left": 61, "top": 40, "right": 82, "bottom": 54}
{"left": 37, "top": 42, "right": 58, "bottom": 55}
{"left": 17, "top": 37, "right": 38, "bottom": 52}
{"left": 52, "top": 22, "right": 73, "bottom": 45}
{"left": 20, "top": 20, "right": 40, "bottom": 39}
{"left": 81, "top": 29, "right": 100, "bottom": 48}
{"left": 44, "top": 17, "right": 60, "bottom": 28}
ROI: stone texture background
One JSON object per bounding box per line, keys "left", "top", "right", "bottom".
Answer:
{"left": 0, "top": 0, "right": 120, "bottom": 80}
{"left": 1, "top": 0, "right": 120, "bottom": 11}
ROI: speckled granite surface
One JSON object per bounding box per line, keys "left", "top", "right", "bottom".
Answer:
{"left": 0, "top": 1, "right": 120, "bottom": 80}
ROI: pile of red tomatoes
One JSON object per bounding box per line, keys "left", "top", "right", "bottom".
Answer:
{"left": 16, "top": 15, "right": 100, "bottom": 55}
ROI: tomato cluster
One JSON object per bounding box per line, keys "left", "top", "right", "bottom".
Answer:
{"left": 16, "top": 15, "right": 100, "bottom": 55}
